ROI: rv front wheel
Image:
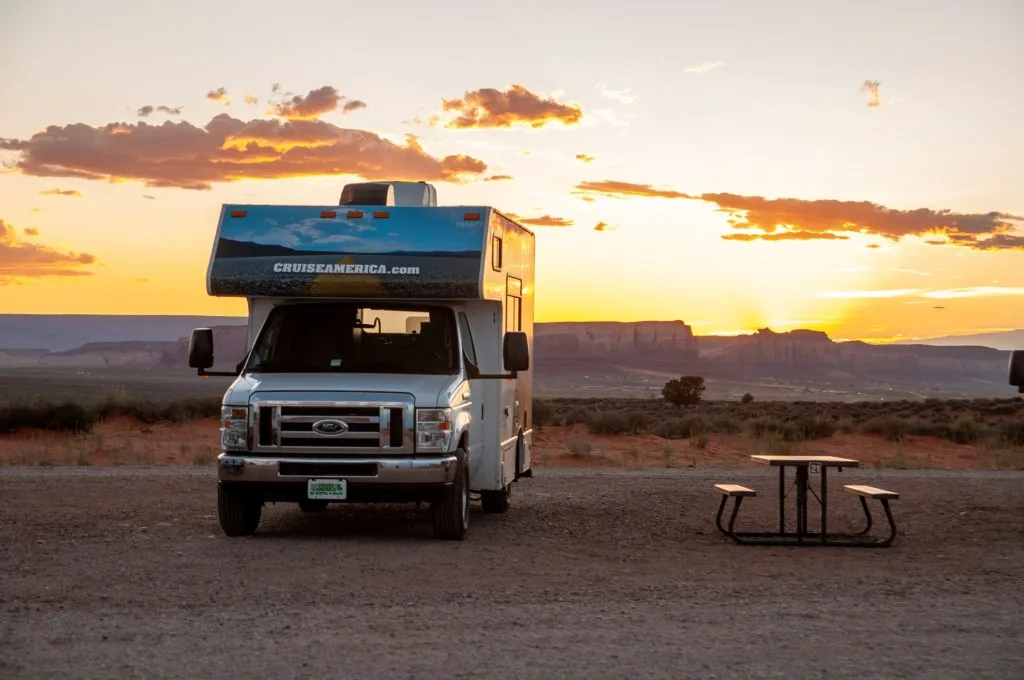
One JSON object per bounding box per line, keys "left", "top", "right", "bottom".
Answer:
{"left": 217, "top": 484, "right": 262, "bottom": 536}
{"left": 480, "top": 484, "right": 511, "bottom": 513}
{"left": 432, "top": 447, "right": 469, "bottom": 540}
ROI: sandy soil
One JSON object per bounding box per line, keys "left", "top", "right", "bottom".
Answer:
{"left": 0, "top": 418, "right": 1018, "bottom": 471}
{"left": 0, "top": 466, "right": 1021, "bottom": 679}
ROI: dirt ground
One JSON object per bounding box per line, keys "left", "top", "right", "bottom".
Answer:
{"left": 1, "top": 418, "right": 1019, "bottom": 471}
{"left": 1, "top": 466, "right": 1021, "bottom": 679}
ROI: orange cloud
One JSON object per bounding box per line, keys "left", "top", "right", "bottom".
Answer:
{"left": 699, "top": 192, "right": 1022, "bottom": 249}
{"left": 206, "top": 87, "right": 230, "bottom": 104}
{"left": 722, "top": 231, "right": 850, "bottom": 242}
{"left": 861, "top": 80, "right": 881, "bottom": 107}
{"left": 39, "top": 188, "right": 81, "bottom": 197}
{"left": 575, "top": 153, "right": 595, "bottom": 163}
{"left": 572, "top": 181, "right": 1023, "bottom": 250}
{"left": 23, "top": 227, "right": 39, "bottom": 236}
{"left": 574, "top": 180, "right": 691, "bottom": 199}
{"left": 268, "top": 85, "right": 365, "bottom": 120}
{"left": 0, "top": 115, "right": 489, "bottom": 190}
{"left": 438, "top": 84, "right": 583, "bottom": 129}
{"left": 0, "top": 219, "right": 97, "bottom": 283}
{"left": 137, "top": 105, "right": 182, "bottom": 117}
{"left": 507, "top": 213, "right": 573, "bottom": 227}
{"left": 484, "top": 174, "right": 513, "bottom": 182}
{"left": 244, "top": 95, "right": 258, "bottom": 106}
{"left": 594, "top": 221, "right": 617, "bottom": 232}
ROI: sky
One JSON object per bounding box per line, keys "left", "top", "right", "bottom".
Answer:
{"left": 1, "top": 0, "right": 1023, "bottom": 342}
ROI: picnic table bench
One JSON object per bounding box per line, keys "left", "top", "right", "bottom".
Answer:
{"left": 713, "top": 455, "right": 900, "bottom": 547}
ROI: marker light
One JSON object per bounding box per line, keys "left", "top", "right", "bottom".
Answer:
{"left": 230, "top": 210, "right": 247, "bottom": 218}
{"left": 347, "top": 210, "right": 364, "bottom": 218}
{"left": 464, "top": 212, "right": 481, "bottom": 220}
{"left": 321, "top": 210, "right": 337, "bottom": 218}
{"left": 373, "top": 211, "right": 390, "bottom": 219}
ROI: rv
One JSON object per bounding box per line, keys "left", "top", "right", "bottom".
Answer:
{"left": 1010, "top": 350, "right": 1024, "bottom": 393}
{"left": 187, "top": 181, "right": 535, "bottom": 540}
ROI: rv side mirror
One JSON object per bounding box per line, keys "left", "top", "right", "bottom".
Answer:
{"left": 188, "top": 328, "right": 214, "bottom": 370}
{"left": 1010, "top": 350, "right": 1024, "bottom": 392}
{"left": 503, "top": 331, "right": 530, "bottom": 373}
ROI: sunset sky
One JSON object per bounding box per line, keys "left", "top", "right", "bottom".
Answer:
{"left": 1, "top": 0, "right": 1022, "bottom": 342}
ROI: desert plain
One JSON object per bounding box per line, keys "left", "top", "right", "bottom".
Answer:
{"left": 1, "top": 366, "right": 1022, "bottom": 679}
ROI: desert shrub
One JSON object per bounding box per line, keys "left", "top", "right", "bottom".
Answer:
{"left": 662, "top": 376, "right": 705, "bottom": 408}
{"left": 567, "top": 439, "right": 592, "bottom": 456}
{"left": 532, "top": 398, "right": 553, "bottom": 427}
{"left": 946, "top": 415, "right": 986, "bottom": 445}
{"left": 652, "top": 415, "right": 709, "bottom": 439}
{"left": 692, "top": 431, "right": 709, "bottom": 449}
{"left": 788, "top": 416, "right": 838, "bottom": 441}
{"left": 586, "top": 410, "right": 633, "bottom": 435}
{"left": 860, "top": 416, "right": 912, "bottom": 442}
{"left": 741, "top": 393, "right": 754, "bottom": 404}
{"left": 708, "top": 415, "right": 743, "bottom": 434}
{"left": 626, "top": 410, "right": 652, "bottom": 434}
{"left": 0, "top": 400, "right": 98, "bottom": 434}
{"left": 746, "top": 417, "right": 791, "bottom": 438}
{"left": 998, "top": 419, "right": 1024, "bottom": 447}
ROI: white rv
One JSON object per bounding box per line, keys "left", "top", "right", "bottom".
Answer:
{"left": 188, "top": 181, "right": 535, "bottom": 540}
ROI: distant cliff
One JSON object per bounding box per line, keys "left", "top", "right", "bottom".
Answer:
{"left": 0, "top": 318, "right": 1012, "bottom": 389}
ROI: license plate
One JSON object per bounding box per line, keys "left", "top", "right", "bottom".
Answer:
{"left": 307, "top": 478, "right": 347, "bottom": 500}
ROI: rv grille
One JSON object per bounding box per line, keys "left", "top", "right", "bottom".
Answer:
{"left": 251, "top": 398, "right": 414, "bottom": 458}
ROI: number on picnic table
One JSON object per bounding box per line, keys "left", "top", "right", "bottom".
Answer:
{"left": 809, "top": 462, "right": 821, "bottom": 474}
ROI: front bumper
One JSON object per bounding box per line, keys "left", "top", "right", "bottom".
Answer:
{"left": 217, "top": 453, "right": 458, "bottom": 485}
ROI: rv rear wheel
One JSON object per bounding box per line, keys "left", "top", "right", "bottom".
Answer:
{"left": 432, "top": 447, "right": 469, "bottom": 540}
{"left": 480, "top": 484, "right": 511, "bottom": 513}
{"left": 217, "top": 484, "right": 262, "bottom": 536}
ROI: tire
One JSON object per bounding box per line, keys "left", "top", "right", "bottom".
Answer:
{"left": 480, "top": 484, "right": 511, "bottom": 514}
{"left": 298, "top": 499, "right": 328, "bottom": 513}
{"left": 217, "top": 484, "right": 262, "bottom": 536}
{"left": 432, "top": 447, "right": 469, "bottom": 540}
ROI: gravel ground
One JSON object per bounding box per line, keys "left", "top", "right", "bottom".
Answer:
{"left": 1, "top": 466, "right": 1022, "bottom": 680}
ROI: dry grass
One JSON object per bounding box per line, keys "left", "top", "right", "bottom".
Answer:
{"left": 533, "top": 396, "right": 1024, "bottom": 450}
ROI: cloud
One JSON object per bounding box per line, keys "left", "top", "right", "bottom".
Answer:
{"left": 268, "top": 85, "right": 365, "bottom": 120}
{"left": 575, "top": 153, "right": 595, "bottom": 163}
{"left": 816, "top": 289, "right": 922, "bottom": 299}
{"left": 137, "top": 105, "right": 182, "bottom": 117}
{"left": 596, "top": 83, "right": 636, "bottom": 104}
{"left": 206, "top": 87, "right": 230, "bottom": 104}
{"left": 506, "top": 213, "right": 573, "bottom": 227}
{"left": 437, "top": 84, "right": 583, "bottom": 129}
{"left": 244, "top": 95, "right": 258, "bottom": 106}
{"left": 887, "top": 267, "right": 932, "bottom": 277}
{"left": 699, "top": 192, "right": 1023, "bottom": 250}
{"left": 572, "top": 182, "right": 1024, "bottom": 250}
{"left": 39, "top": 188, "right": 81, "bottom": 197}
{"left": 574, "top": 180, "right": 691, "bottom": 199}
{"left": 0, "top": 115, "right": 489, "bottom": 190}
{"left": 484, "top": 174, "right": 513, "bottom": 182}
{"left": 594, "top": 221, "right": 616, "bottom": 232}
{"left": 23, "top": 227, "right": 39, "bottom": 236}
{"left": 0, "top": 219, "right": 97, "bottom": 282}
{"left": 142, "top": 194, "right": 156, "bottom": 200}
{"left": 861, "top": 80, "right": 881, "bottom": 107}
{"left": 817, "top": 286, "right": 1024, "bottom": 301}
{"left": 685, "top": 61, "right": 724, "bottom": 74}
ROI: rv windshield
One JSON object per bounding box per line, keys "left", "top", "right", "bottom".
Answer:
{"left": 244, "top": 302, "right": 459, "bottom": 375}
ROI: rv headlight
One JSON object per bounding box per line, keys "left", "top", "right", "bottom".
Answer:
{"left": 416, "top": 408, "right": 452, "bottom": 452}
{"left": 220, "top": 406, "right": 249, "bottom": 452}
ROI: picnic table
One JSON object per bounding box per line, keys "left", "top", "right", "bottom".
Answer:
{"left": 713, "top": 454, "right": 900, "bottom": 547}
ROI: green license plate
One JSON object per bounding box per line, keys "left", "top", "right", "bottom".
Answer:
{"left": 307, "top": 478, "right": 347, "bottom": 500}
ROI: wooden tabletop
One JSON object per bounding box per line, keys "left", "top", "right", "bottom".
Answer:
{"left": 750, "top": 455, "right": 860, "bottom": 467}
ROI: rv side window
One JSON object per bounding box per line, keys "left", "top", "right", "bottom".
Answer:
{"left": 492, "top": 236, "right": 502, "bottom": 270}
{"left": 458, "top": 312, "right": 478, "bottom": 367}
